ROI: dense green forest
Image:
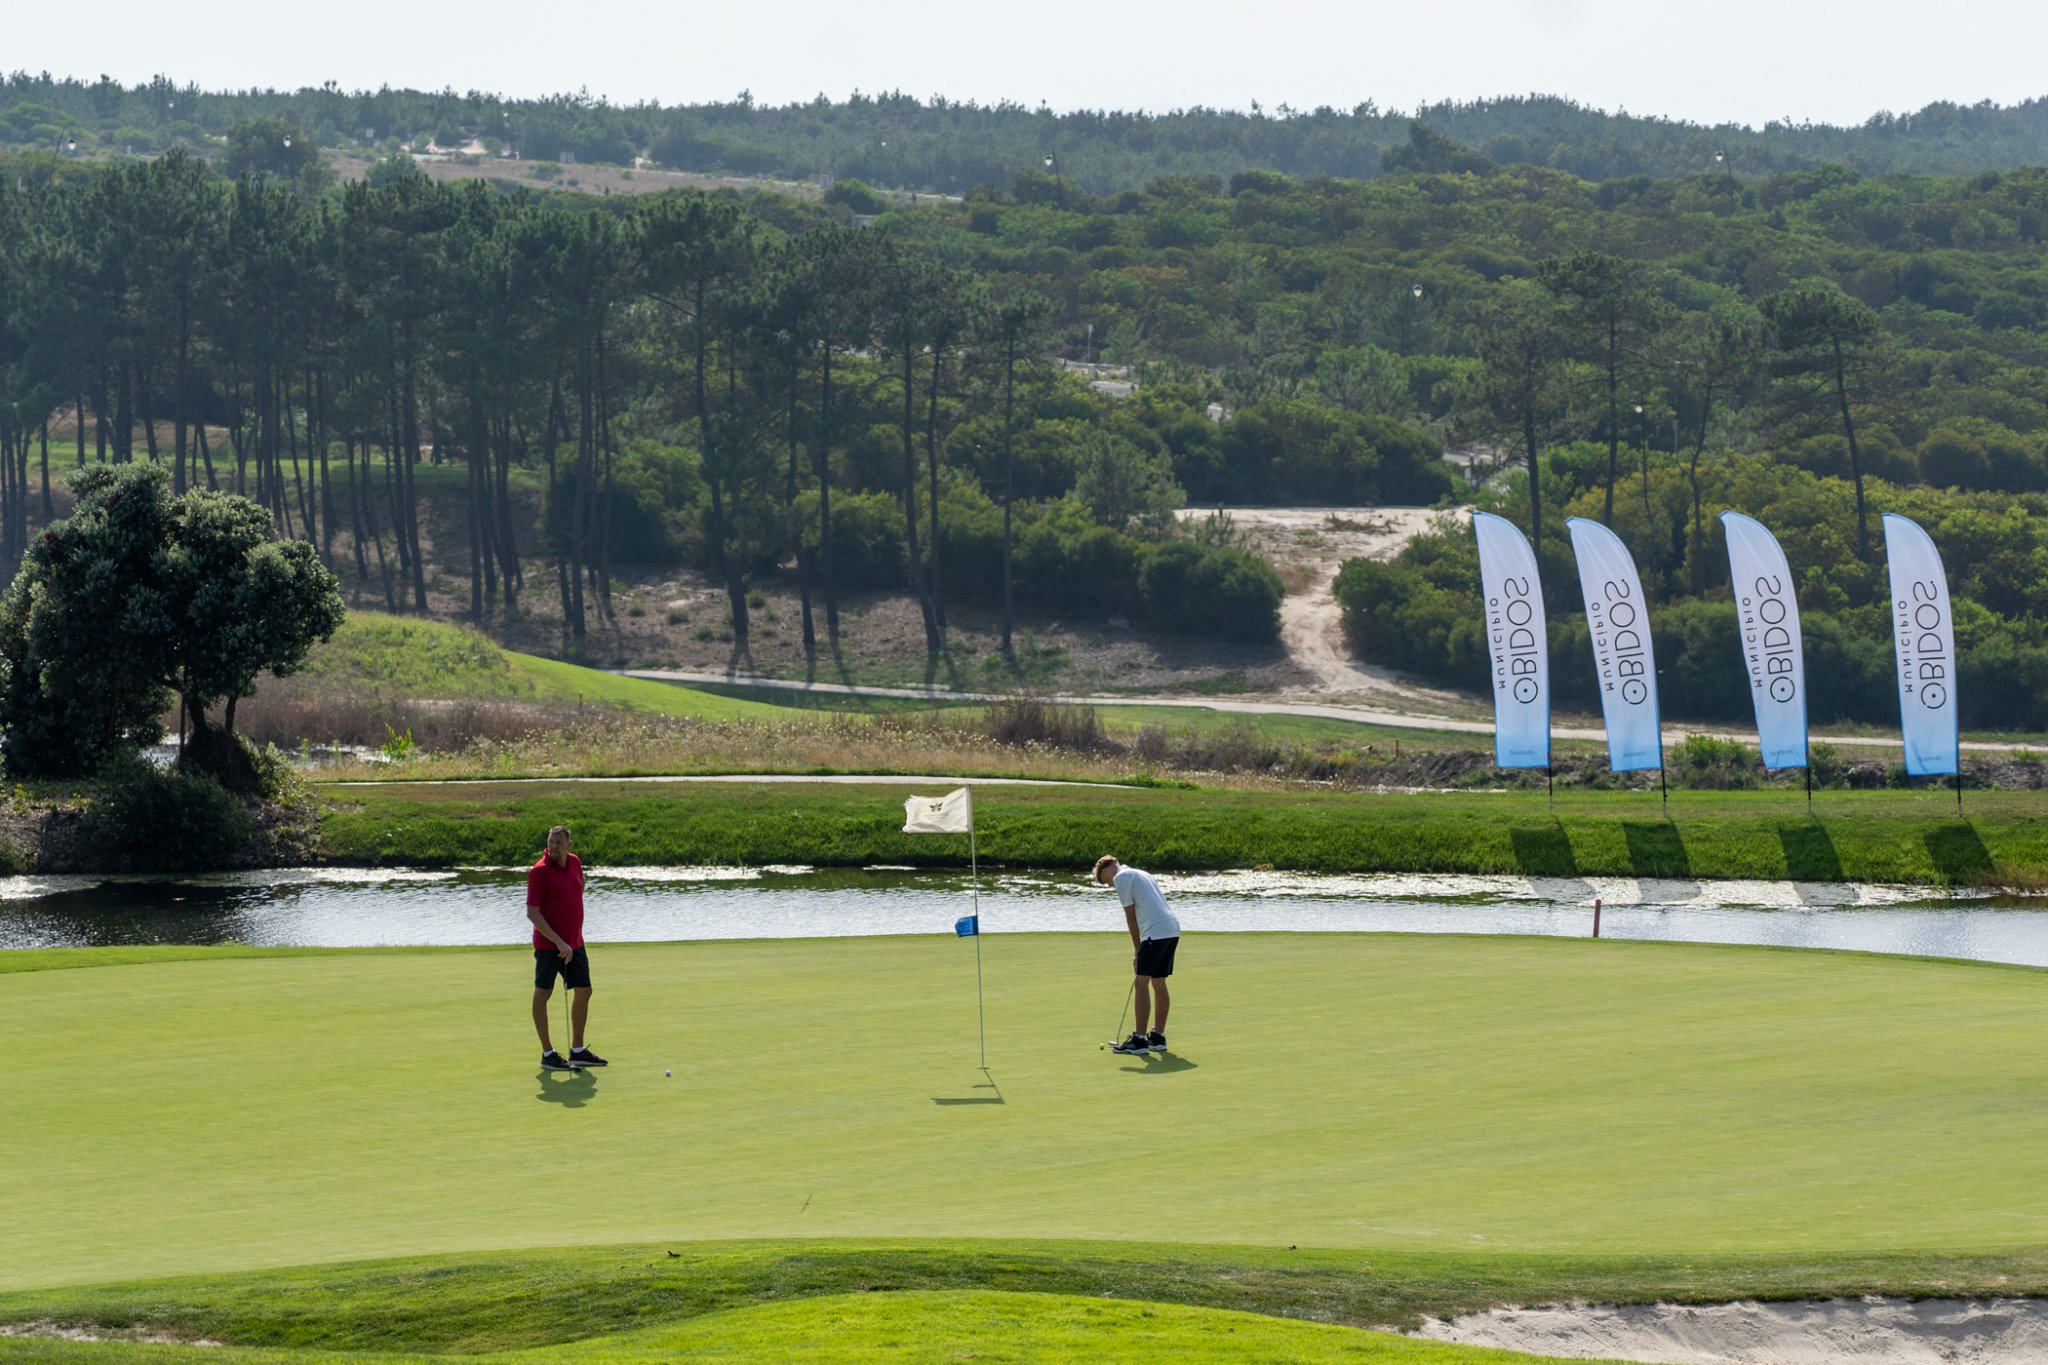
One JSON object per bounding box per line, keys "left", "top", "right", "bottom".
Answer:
{"left": 11, "top": 100, "right": 2048, "bottom": 727}
{"left": 10, "top": 72, "right": 2048, "bottom": 189}
{"left": 0, "top": 153, "right": 1294, "bottom": 671}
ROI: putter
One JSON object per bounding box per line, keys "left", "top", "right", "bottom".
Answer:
{"left": 560, "top": 968, "right": 582, "bottom": 1068}
{"left": 1099, "top": 979, "right": 1137, "bottom": 1050}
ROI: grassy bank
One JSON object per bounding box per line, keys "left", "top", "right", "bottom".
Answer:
{"left": 14, "top": 937, "right": 2048, "bottom": 1294}
{"left": 316, "top": 779, "right": 2048, "bottom": 885}
{"left": 275, "top": 614, "right": 789, "bottom": 724}
{"left": 18, "top": 1241, "right": 2048, "bottom": 1364}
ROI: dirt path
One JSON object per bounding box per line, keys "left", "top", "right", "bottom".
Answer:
{"left": 1179, "top": 506, "right": 1481, "bottom": 718}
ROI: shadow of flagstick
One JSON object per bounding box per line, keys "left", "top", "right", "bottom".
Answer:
{"left": 932, "top": 1069, "right": 1004, "bottom": 1106}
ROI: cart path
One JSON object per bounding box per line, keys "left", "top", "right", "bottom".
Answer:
{"left": 618, "top": 668, "right": 2025, "bottom": 754}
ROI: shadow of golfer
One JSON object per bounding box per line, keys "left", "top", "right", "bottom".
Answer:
{"left": 1119, "top": 1053, "right": 1197, "bottom": 1075}
{"left": 535, "top": 1068, "right": 599, "bottom": 1107}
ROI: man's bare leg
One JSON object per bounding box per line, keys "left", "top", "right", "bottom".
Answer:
{"left": 1132, "top": 975, "right": 1152, "bottom": 1034}
{"left": 532, "top": 987, "right": 555, "bottom": 1052}
{"left": 571, "top": 987, "right": 591, "bottom": 1051}
{"left": 1150, "top": 980, "right": 1170, "bottom": 1033}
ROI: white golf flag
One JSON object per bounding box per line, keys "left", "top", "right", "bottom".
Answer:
{"left": 903, "top": 787, "right": 973, "bottom": 834}
{"left": 1567, "top": 517, "right": 1663, "bottom": 772}
{"left": 1472, "top": 511, "right": 1550, "bottom": 769}
{"left": 1883, "top": 513, "right": 1960, "bottom": 777}
{"left": 1720, "top": 511, "right": 1808, "bottom": 770}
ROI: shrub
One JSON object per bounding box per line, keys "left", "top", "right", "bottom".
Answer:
{"left": 82, "top": 753, "right": 254, "bottom": 872}
{"left": 801, "top": 489, "right": 906, "bottom": 590}
{"left": 983, "top": 699, "right": 1107, "bottom": 751}
{"left": 1671, "top": 733, "right": 1761, "bottom": 790}
{"left": 822, "top": 178, "right": 888, "bottom": 215}
{"left": 1138, "top": 540, "right": 1283, "bottom": 641}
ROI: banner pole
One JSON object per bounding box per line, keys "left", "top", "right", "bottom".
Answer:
{"left": 1956, "top": 769, "right": 1963, "bottom": 817}
{"left": 970, "top": 787, "right": 985, "bottom": 1071}
{"left": 1659, "top": 763, "right": 1669, "bottom": 817}
{"left": 1546, "top": 764, "right": 1554, "bottom": 813}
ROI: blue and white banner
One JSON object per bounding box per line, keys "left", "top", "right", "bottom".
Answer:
{"left": 1720, "top": 511, "right": 1808, "bottom": 770}
{"left": 1567, "top": 518, "right": 1663, "bottom": 772}
{"left": 1882, "top": 513, "right": 1960, "bottom": 776}
{"left": 1472, "top": 511, "right": 1550, "bottom": 769}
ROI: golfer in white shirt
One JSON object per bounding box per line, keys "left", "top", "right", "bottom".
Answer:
{"left": 1093, "top": 855, "right": 1181, "bottom": 1054}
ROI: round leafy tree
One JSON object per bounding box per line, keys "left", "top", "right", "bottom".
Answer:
{"left": 0, "top": 465, "right": 344, "bottom": 789}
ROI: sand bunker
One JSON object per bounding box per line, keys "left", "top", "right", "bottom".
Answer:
{"left": 1413, "top": 1297, "right": 2048, "bottom": 1363}
{"left": 0, "top": 1320, "right": 220, "bottom": 1346}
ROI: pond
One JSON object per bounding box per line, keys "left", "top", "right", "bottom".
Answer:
{"left": 4, "top": 865, "right": 2047, "bottom": 966}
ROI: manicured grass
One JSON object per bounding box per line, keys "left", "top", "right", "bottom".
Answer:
{"left": 506, "top": 653, "right": 782, "bottom": 722}
{"left": 315, "top": 778, "right": 2048, "bottom": 885}
{"left": 534, "top": 1291, "right": 1574, "bottom": 1363}
{"left": 682, "top": 681, "right": 1493, "bottom": 749}
{"left": 15, "top": 1237, "right": 2048, "bottom": 1359}
{"left": 0, "top": 1284, "right": 1607, "bottom": 1363}
{"left": 14, "top": 934, "right": 2048, "bottom": 1299}
{"left": 296, "top": 613, "right": 786, "bottom": 723}
{"left": 1088, "top": 703, "right": 1483, "bottom": 749}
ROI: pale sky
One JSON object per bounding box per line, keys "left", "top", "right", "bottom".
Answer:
{"left": 10, "top": 0, "right": 2044, "bottom": 129}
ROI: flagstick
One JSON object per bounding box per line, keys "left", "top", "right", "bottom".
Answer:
{"left": 969, "top": 786, "right": 985, "bottom": 1072}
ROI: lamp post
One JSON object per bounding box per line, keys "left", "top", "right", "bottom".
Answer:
{"left": 1042, "top": 152, "right": 1065, "bottom": 210}
{"left": 1400, "top": 282, "right": 1423, "bottom": 353}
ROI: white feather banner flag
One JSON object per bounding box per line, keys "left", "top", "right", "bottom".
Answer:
{"left": 1720, "top": 511, "right": 1808, "bottom": 770}
{"left": 1567, "top": 517, "right": 1663, "bottom": 773}
{"left": 1472, "top": 511, "right": 1550, "bottom": 769}
{"left": 1882, "top": 513, "right": 1960, "bottom": 777}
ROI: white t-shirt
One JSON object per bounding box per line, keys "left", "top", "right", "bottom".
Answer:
{"left": 1113, "top": 867, "right": 1180, "bottom": 942}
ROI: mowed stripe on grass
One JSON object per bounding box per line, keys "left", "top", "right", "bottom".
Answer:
{"left": 12, "top": 934, "right": 2048, "bottom": 1290}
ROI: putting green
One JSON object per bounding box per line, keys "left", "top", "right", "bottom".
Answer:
{"left": 12, "top": 933, "right": 2048, "bottom": 1291}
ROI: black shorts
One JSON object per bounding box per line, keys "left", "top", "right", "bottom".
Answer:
{"left": 1135, "top": 936, "right": 1179, "bottom": 979}
{"left": 534, "top": 947, "right": 592, "bottom": 991}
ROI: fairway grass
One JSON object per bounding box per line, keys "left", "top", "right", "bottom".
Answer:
{"left": 317, "top": 778, "right": 2048, "bottom": 885}
{"left": 15, "top": 934, "right": 2048, "bottom": 1300}
{"left": 294, "top": 613, "right": 787, "bottom": 724}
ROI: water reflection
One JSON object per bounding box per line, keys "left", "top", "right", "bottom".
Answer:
{"left": 2, "top": 865, "right": 2046, "bottom": 967}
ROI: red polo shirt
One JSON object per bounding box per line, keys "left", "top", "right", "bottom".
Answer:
{"left": 528, "top": 853, "right": 585, "bottom": 950}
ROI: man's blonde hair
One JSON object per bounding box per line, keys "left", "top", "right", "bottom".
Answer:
{"left": 1093, "top": 854, "right": 1119, "bottom": 878}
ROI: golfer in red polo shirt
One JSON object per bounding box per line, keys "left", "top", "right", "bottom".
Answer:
{"left": 528, "top": 824, "right": 606, "bottom": 1071}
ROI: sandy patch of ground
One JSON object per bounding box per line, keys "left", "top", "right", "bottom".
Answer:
{"left": 0, "top": 1320, "right": 220, "bottom": 1346}
{"left": 1180, "top": 506, "right": 1481, "bottom": 717}
{"left": 327, "top": 153, "right": 823, "bottom": 200}
{"left": 1413, "top": 1297, "right": 2048, "bottom": 1364}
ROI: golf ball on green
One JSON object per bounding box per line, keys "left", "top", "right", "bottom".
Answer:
{"left": 664, "top": 1069, "right": 671, "bottom": 1077}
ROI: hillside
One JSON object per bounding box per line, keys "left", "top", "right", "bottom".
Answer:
{"left": 11, "top": 76, "right": 2048, "bottom": 190}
